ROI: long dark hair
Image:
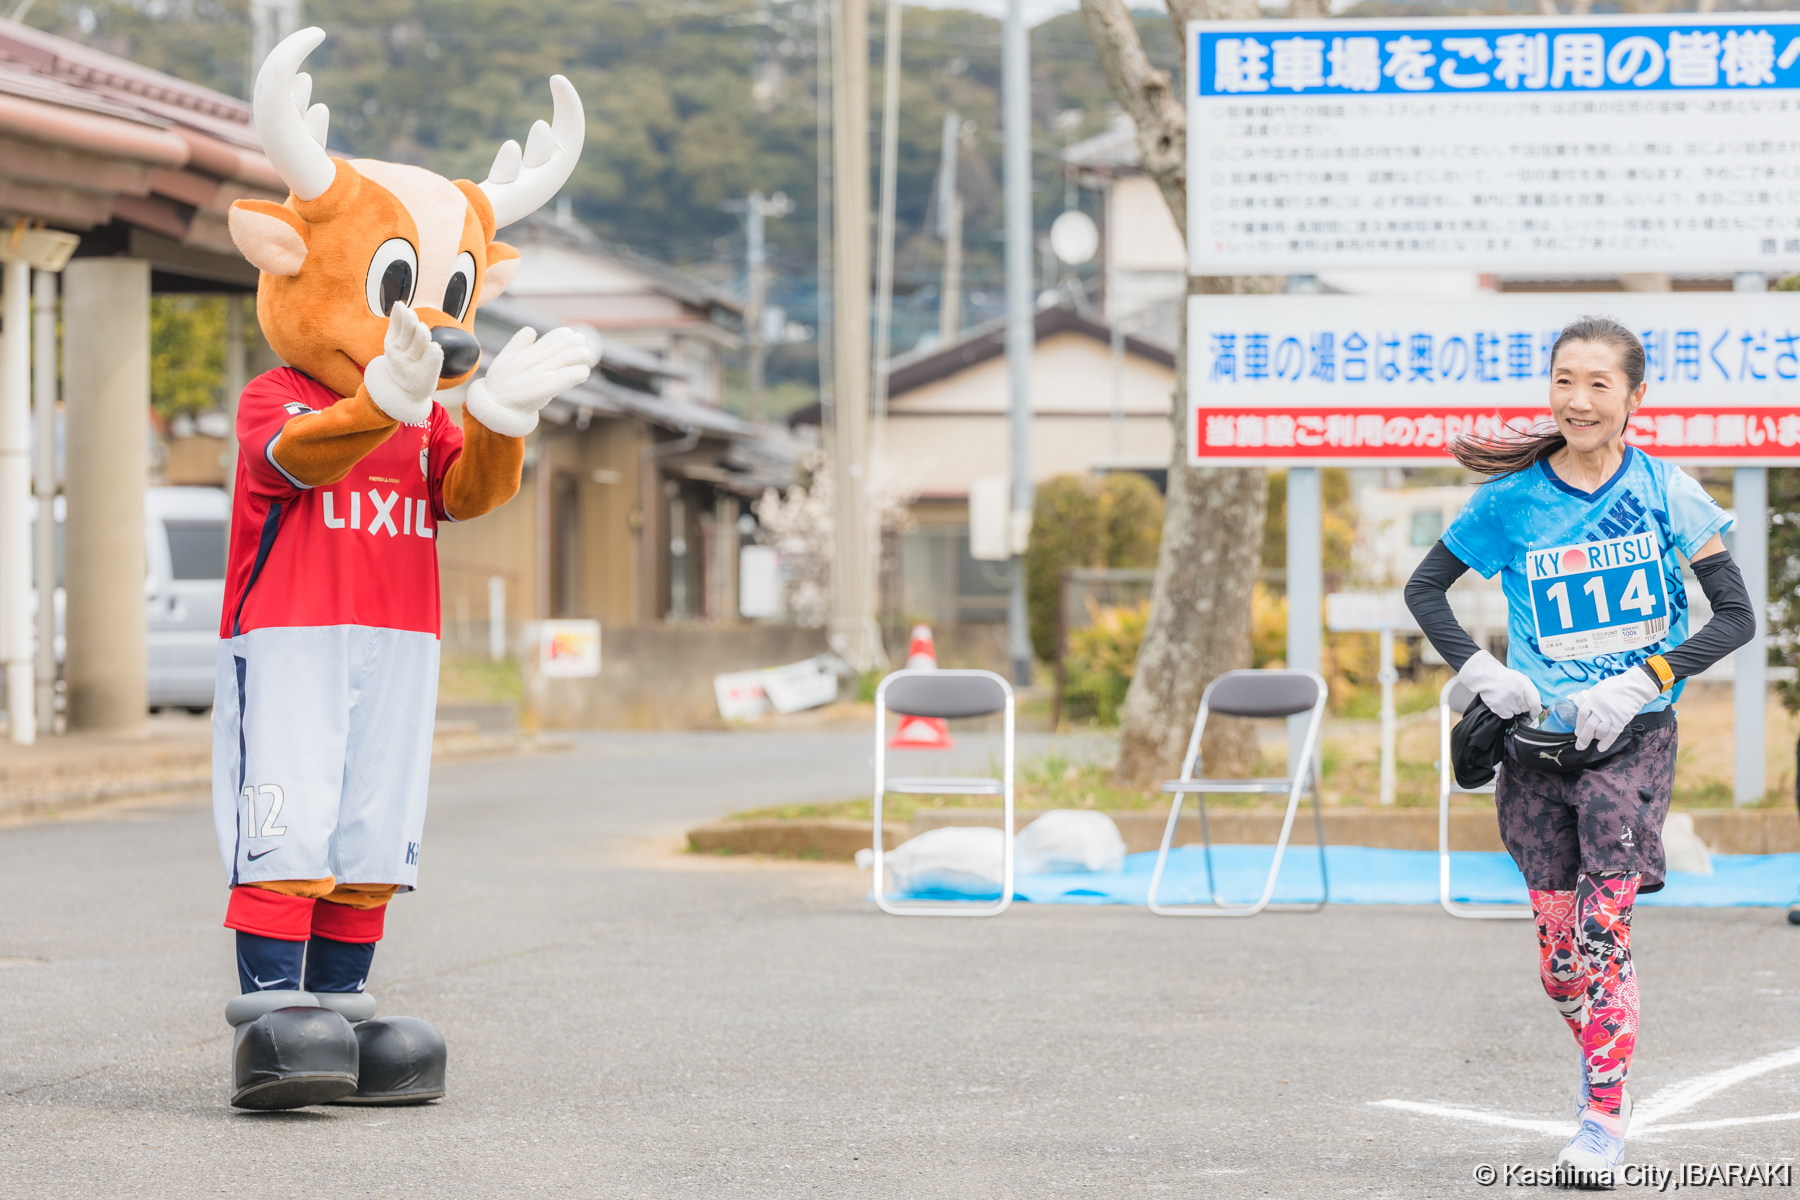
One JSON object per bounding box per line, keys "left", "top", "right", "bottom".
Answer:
{"left": 1450, "top": 316, "right": 1646, "bottom": 478}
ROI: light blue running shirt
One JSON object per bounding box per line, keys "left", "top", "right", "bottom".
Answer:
{"left": 1442, "top": 446, "right": 1732, "bottom": 713}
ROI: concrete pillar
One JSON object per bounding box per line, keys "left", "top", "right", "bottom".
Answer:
{"left": 221, "top": 295, "right": 246, "bottom": 498}
{"left": 713, "top": 493, "right": 739, "bottom": 624}
{"left": 1, "top": 259, "right": 32, "bottom": 743}
{"left": 62, "top": 259, "right": 149, "bottom": 733}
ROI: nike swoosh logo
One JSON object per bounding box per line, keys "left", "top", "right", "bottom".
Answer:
{"left": 247, "top": 848, "right": 278, "bottom": 860}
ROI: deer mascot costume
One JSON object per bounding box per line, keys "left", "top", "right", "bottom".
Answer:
{"left": 213, "top": 27, "right": 589, "bottom": 1110}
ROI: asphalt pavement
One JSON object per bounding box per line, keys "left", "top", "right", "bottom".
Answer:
{"left": 2, "top": 729, "right": 1797, "bottom": 1199}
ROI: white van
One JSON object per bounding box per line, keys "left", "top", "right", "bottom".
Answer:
{"left": 29, "top": 486, "right": 229, "bottom": 714}
{"left": 144, "top": 486, "right": 230, "bottom": 709}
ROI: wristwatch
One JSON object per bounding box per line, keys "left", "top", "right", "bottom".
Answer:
{"left": 1639, "top": 654, "right": 1675, "bottom": 693}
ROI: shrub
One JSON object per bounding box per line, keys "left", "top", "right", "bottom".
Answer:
{"left": 1063, "top": 599, "right": 1149, "bottom": 725}
{"left": 1023, "top": 472, "right": 1164, "bottom": 663}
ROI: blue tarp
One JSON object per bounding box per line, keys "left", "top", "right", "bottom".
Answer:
{"left": 886, "top": 846, "right": 1800, "bottom": 908}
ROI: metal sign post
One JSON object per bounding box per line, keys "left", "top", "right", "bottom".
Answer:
{"left": 1286, "top": 467, "right": 1322, "bottom": 778}
{"left": 1734, "top": 466, "right": 1769, "bottom": 806}
{"left": 1003, "top": 0, "right": 1035, "bottom": 686}
{"left": 1327, "top": 592, "right": 1421, "bottom": 806}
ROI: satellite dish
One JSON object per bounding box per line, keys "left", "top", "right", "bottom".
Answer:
{"left": 1049, "top": 210, "right": 1099, "bottom": 265}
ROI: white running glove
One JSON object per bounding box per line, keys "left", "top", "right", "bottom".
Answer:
{"left": 1456, "top": 649, "right": 1543, "bottom": 720}
{"left": 464, "top": 326, "right": 592, "bottom": 438}
{"left": 1570, "top": 668, "right": 1661, "bottom": 752}
{"left": 362, "top": 303, "right": 442, "bottom": 427}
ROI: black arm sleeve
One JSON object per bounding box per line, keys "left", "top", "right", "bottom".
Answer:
{"left": 1404, "top": 541, "right": 1483, "bottom": 672}
{"left": 1662, "top": 551, "right": 1755, "bottom": 680}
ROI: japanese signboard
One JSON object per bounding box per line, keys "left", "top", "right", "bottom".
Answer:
{"left": 1187, "top": 15, "right": 1800, "bottom": 275}
{"left": 537, "top": 619, "right": 601, "bottom": 677}
{"left": 1188, "top": 292, "right": 1800, "bottom": 466}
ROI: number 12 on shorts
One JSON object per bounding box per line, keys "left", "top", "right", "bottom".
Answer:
{"left": 242, "top": 784, "right": 287, "bottom": 838}
{"left": 1526, "top": 533, "right": 1670, "bottom": 661}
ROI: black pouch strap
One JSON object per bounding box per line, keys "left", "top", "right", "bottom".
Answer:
{"left": 1626, "top": 707, "right": 1678, "bottom": 734}
{"left": 1506, "top": 705, "right": 1675, "bottom": 775}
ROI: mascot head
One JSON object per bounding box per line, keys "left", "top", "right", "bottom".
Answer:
{"left": 227, "top": 27, "right": 582, "bottom": 398}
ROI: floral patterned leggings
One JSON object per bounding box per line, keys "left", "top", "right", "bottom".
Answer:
{"left": 1531, "top": 874, "right": 1641, "bottom": 1118}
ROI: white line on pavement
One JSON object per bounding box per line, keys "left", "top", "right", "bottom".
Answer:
{"left": 1372, "top": 1043, "right": 1800, "bottom": 1141}
{"left": 1368, "top": 1099, "right": 1574, "bottom": 1137}
{"left": 1631, "top": 1045, "right": 1800, "bottom": 1129}
{"left": 1636, "top": 1111, "right": 1800, "bottom": 1133}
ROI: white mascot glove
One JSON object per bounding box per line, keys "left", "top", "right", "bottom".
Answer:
{"left": 463, "top": 326, "right": 593, "bottom": 438}
{"left": 1456, "top": 649, "right": 1543, "bottom": 720}
{"left": 1570, "top": 668, "right": 1661, "bottom": 753}
{"left": 361, "top": 302, "right": 443, "bottom": 427}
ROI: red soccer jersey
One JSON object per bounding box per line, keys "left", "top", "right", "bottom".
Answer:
{"left": 222, "top": 368, "right": 464, "bottom": 638}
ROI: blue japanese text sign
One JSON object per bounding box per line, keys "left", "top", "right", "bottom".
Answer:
{"left": 1189, "top": 292, "right": 1800, "bottom": 466}
{"left": 1187, "top": 15, "right": 1800, "bottom": 275}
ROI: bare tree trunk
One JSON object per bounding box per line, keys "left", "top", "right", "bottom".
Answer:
{"left": 1080, "top": 0, "right": 1188, "bottom": 238}
{"left": 1115, "top": 279, "right": 1267, "bottom": 787}
{"left": 1079, "top": 0, "right": 1268, "bottom": 787}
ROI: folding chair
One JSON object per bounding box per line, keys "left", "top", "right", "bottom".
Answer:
{"left": 1147, "top": 669, "right": 1330, "bottom": 917}
{"left": 870, "top": 669, "right": 1014, "bottom": 917}
{"left": 1438, "top": 678, "right": 1528, "bottom": 920}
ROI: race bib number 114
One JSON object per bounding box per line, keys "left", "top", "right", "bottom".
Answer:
{"left": 1526, "top": 533, "right": 1670, "bottom": 662}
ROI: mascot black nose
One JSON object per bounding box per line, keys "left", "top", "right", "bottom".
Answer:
{"left": 430, "top": 326, "right": 481, "bottom": 378}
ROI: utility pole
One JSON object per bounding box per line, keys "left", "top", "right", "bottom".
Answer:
{"left": 814, "top": 0, "right": 834, "bottom": 438}
{"left": 747, "top": 194, "right": 769, "bottom": 423}
{"left": 937, "top": 112, "right": 963, "bottom": 344}
{"left": 1003, "top": 0, "right": 1034, "bottom": 686}
{"left": 870, "top": 0, "right": 902, "bottom": 566}
{"left": 249, "top": 0, "right": 302, "bottom": 95}
{"left": 828, "top": 0, "right": 879, "bottom": 671}
{"left": 725, "top": 190, "right": 792, "bottom": 423}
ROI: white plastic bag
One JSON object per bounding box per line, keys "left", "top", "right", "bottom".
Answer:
{"left": 1014, "top": 809, "right": 1127, "bottom": 876}
{"left": 856, "top": 826, "right": 1006, "bottom": 896}
{"left": 1661, "top": 811, "right": 1713, "bottom": 876}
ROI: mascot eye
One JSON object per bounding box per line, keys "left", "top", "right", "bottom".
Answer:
{"left": 443, "top": 251, "right": 477, "bottom": 321}
{"left": 365, "top": 238, "right": 419, "bottom": 317}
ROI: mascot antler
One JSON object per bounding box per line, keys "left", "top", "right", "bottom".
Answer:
{"left": 252, "top": 27, "right": 336, "bottom": 203}
{"left": 252, "top": 27, "right": 583, "bottom": 230}
{"left": 478, "top": 76, "right": 585, "bottom": 229}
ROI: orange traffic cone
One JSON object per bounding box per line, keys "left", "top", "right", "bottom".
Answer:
{"left": 889, "top": 623, "right": 953, "bottom": 749}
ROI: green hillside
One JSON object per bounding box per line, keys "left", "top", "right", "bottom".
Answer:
{"left": 25, "top": 0, "right": 1181, "bottom": 411}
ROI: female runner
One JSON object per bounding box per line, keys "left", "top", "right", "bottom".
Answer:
{"left": 1404, "top": 316, "right": 1755, "bottom": 1181}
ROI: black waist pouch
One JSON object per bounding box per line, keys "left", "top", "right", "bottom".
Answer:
{"left": 1505, "top": 706, "right": 1676, "bottom": 775}
{"left": 1449, "top": 695, "right": 1515, "bottom": 790}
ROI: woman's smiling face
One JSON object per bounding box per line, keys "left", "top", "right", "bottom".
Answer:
{"left": 1549, "top": 339, "right": 1647, "bottom": 455}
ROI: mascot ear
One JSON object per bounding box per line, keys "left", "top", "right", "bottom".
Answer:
{"left": 478, "top": 241, "right": 521, "bottom": 305}
{"left": 229, "top": 200, "right": 310, "bottom": 276}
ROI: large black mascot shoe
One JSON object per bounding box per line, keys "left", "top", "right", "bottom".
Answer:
{"left": 330, "top": 1016, "right": 448, "bottom": 1106}
{"left": 226, "top": 991, "right": 360, "bottom": 1110}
